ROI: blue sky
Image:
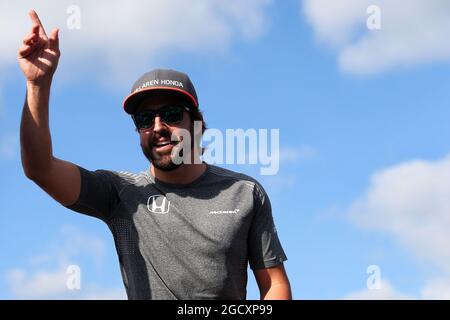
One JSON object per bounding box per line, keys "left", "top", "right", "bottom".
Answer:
{"left": 1, "top": 0, "right": 450, "bottom": 299}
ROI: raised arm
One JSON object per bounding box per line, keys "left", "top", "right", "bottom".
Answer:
{"left": 19, "top": 10, "right": 80, "bottom": 206}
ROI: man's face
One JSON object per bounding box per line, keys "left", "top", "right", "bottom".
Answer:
{"left": 135, "top": 94, "right": 192, "bottom": 171}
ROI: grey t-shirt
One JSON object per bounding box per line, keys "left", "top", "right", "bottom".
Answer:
{"left": 65, "top": 163, "right": 287, "bottom": 300}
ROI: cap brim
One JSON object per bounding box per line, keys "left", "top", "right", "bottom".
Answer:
{"left": 123, "top": 87, "right": 198, "bottom": 114}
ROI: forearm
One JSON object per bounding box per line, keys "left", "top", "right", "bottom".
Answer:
{"left": 260, "top": 282, "right": 292, "bottom": 300}
{"left": 20, "top": 80, "right": 54, "bottom": 179}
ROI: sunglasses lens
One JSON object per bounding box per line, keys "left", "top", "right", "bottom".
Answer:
{"left": 135, "top": 106, "right": 185, "bottom": 129}
{"left": 160, "top": 106, "right": 184, "bottom": 124}
{"left": 135, "top": 111, "right": 155, "bottom": 129}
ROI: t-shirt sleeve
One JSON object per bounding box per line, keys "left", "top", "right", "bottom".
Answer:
{"left": 64, "top": 165, "right": 121, "bottom": 222}
{"left": 248, "top": 183, "right": 288, "bottom": 270}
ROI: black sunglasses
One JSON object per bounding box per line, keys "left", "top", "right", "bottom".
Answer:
{"left": 132, "top": 105, "right": 190, "bottom": 130}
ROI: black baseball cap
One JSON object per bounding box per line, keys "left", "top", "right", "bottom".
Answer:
{"left": 123, "top": 69, "right": 199, "bottom": 114}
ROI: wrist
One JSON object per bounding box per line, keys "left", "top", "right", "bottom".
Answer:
{"left": 27, "top": 77, "right": 52, "bottom": 91}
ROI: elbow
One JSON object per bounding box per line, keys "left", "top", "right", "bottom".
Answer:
{"left": 22, "top": 160, "right": 38, "bottom": 180}
{"left": 21, "top": 153, "right": 54, "bottom": 182}
{"left": 22, "top": 162, "right": 37, "bottom": 180}
{"left": 23, "top": 168, "right": 42, "bottom": 182}
{"left": 22, "top": 162, "right": 52, "bottom": 182}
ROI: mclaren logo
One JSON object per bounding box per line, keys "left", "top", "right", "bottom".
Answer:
{"left": 209, "top": 209, "right": 240, "bottom": 215}
{"left": 147, "top": 195, "right": 171, "bottom": 214}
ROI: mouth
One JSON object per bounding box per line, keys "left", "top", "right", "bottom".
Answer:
{"left": 152, "top": 140, "right": 180, "bottom": 153}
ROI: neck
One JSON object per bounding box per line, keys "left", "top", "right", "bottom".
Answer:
{"left": 151, "top": 161, "right": 207, "bottom": 185}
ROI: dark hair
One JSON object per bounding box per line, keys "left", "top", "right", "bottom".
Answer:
{"left": 189, "top": 107, "right": 207, "bottom": 156}
{"left": 189, "top": 107, "right": 207, "bottom": 134}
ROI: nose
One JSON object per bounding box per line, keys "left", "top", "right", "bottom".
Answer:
{"left": 153, "top": 115, "right": 165, "bottom": 133}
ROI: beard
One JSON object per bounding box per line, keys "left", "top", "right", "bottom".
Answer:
{"left": 141, "top": 144, "right": 183, "bottom": 172}
{"left": 141, "top": 128, "right": 190, "bottom": 172}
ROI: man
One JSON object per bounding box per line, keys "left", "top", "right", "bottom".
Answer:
{"left": 18, "top": 10, "right": 291, "bottom": 300}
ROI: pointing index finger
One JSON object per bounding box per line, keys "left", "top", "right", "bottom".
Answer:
{"left": 28, "top": 9, "right": 48, "bottom": 39}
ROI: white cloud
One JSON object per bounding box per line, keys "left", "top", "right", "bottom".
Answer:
{"left": 82, "top": 288, "right": 127, "bottom": 300}
{"left": 344, "top": 279, "right": 413, "bottom": 300}
{"left": 348, "top": 154, "right": 450, "bottom": 299}
{"left": 5, "top": 225, "right": 126, "bottom": 300}
{"left": 421, "top": 278, "right": 450, "bottom": 300}
{"left": 56, "top": 225, "right": 106, "bottom": 269}
{"left": 7, "top": 266, "right": 71, "bottom": 299}
{"left": 6, "top": 266, "right": 127, "bottom": 299}
{"left": 1, "top": 0, "right": 273, "bottom": 83}
{"left": 303, "top": 0, "right": 450, "bottom": 74}
{"left": 346, "top": 277, "right": 450, "bottom": 300}
{"left": 349, "top": 155, "right": 450, "bottom": 272}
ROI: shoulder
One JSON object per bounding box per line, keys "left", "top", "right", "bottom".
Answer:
{"left": 208, "top": 164, "right": 257, "bottom": 183}
{"left": 116, "top": 170, "right": 149, "bottom": 185}
{"left": 89, "top": 168, "right": 149, "bottom": 192}
{"left": 207, "top": 165, "right": 267, "bottom": 199}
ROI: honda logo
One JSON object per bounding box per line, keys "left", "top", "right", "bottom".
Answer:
{"left": 147, "top": 195, "right": 171, "bottom": 214}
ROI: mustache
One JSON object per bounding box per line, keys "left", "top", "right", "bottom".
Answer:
{"left": 150, "top": 130, "right": 183, "bottom": 147}
{"left": 150, "top": 129, "right": 170, "bottom": 146}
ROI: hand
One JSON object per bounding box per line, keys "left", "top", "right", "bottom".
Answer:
{"left": 18, "top": 10, "right": 60, "bottom": 85}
